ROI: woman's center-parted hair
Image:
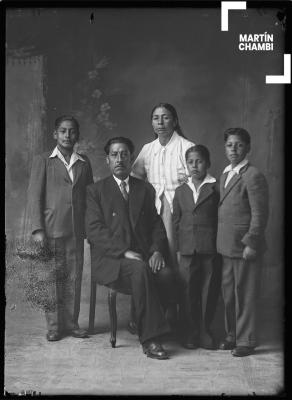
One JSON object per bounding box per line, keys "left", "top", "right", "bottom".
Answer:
{"left": 185, "top": 145, "right": 211, "bottom": 167}
{"left": 150, "top": 103, "right": 188, "bottom": 139}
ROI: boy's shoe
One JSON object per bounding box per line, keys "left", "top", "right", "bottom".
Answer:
{"left": 69, "top": 328, "right": 89, "bottom": 338}
{"left": 201, "top": 332, "right": 217, "bottom": 350}
{"left": 231, "top": 346, "right": 254, "bottom": 357}
{"left": 219, "top": 339, "right": 236, "bottom": 350}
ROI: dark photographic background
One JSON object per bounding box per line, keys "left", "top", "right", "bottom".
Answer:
{"left": 6, "top": 7, "right": 284, "bottom": 307}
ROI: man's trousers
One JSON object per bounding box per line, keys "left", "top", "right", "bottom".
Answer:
{"left": 109, "top": 259, "right": 172, "bottom": 344}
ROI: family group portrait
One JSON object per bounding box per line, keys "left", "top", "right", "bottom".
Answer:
{"left": 5, "top": 2, "right": 286, "bottom": 396}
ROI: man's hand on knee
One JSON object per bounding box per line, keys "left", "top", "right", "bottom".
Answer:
{"left": 148, "top": 251, "right": 165, "bottom": 274}
{"left": 124, "top": 250, "right": 143, "bottom": 261}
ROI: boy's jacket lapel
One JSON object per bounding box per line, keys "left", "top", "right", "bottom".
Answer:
{"left": 194, "top": 183, "right": 215, "bottom": 210}
{"left": 183, "top": 185, "right": 197, "bottom": 210}
{"left": 52, "top": 157, "right": 72, "bottom": 184}
{"left": 220, "top": 163, "right": 249, "bottom": 204}
{"left": 72, "top": 160, "right": 83, "bottom": 186}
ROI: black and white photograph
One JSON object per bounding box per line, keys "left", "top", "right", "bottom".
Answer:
{"left": 4, "top": 1, "right": 288, "bottom": 395}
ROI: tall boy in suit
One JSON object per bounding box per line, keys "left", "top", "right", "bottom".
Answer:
{"left": 27, "top": 115, "right": 93, "bottom": 341}
{"left": 85, "top": 137, "right": 176, "bottom": 360}
{"left": 173, "top": 145, "right": 221, "bottom": 350}
{"left": 217, "top": 128, "right": 269, "bottom": 357}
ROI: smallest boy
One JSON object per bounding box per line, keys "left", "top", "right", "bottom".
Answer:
{"left": 217, "top": 128, "right": 269, "bottom": 357}
{"left": 173, "top": 145, "right": 221, "bottom": 350}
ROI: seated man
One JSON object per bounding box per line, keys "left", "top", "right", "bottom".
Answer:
{"left": 85, "top": 137, "right": 176, "bottom": 360}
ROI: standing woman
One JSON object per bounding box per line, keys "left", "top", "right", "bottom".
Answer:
{"left": 132, "top": 103, "right": 194, "bottom": 270}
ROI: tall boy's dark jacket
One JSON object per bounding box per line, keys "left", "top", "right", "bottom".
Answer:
{"left": 173, "top": 182, "right": 219, "bottom": 255}
{"left": 217, "top": 163, "right": 269, "bottom": 258}
{"left": 85, "top": 175, "right": 168, "bottom": 285}
{"left": 27, "top": 151, "right": 93, "bottom": 239}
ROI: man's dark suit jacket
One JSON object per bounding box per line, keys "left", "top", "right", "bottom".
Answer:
{"left": 85, "top": 175, "right": 168, "bottom": 285}
{"left": 217, "top": 163, "right": 269, "bottom": 258}
{"left": 173, "top": 182, "right": 219, "bottom": 255}
{"left": 27, "top": 151, "right": 93, "bottom": 239}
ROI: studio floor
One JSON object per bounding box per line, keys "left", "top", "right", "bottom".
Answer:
{"left": 5, "top": 245, "right": 284, "bottom": 396}
{"left": 5, "top": 293, "right": 284, "bottom": 395}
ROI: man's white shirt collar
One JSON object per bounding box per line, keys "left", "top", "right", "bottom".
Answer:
{"left": 223, "top": 158, "right": 248, "bottom": 174}
{"left": 113, "top": 175, "right": 130, "bottom": 191}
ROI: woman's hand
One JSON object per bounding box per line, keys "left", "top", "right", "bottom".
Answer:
{"left": 177, "top": 172, "right": 188, "bottom": 185}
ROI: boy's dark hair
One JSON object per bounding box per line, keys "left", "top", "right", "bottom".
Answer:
{"left": 104, "top": 137, "right": 135, "bottom": 155}
{"left": 54, "top": 115, "right": 80, "bottom": 136}
{"left": 185, "top": 145, "right": 211, "bottom": 166}
{"left": 224, "top": 128, "right": 251, "bottom": 145}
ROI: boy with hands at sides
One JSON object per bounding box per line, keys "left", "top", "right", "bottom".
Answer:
{"left": 173, "top": 145, "right": 221, "bottom": 350}
{"left": 27, "top": 116, "right": 93, "bottom": 341}
{"left": 217, "top": 128, "right": 269, "bottom": 357}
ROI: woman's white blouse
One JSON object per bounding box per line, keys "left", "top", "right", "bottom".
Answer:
{"left": 131, "top": 131, "right": 194, "bottom": 213}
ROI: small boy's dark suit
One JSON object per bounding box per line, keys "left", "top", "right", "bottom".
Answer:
{"left": 173, "top": 181, "right": 221, "bottom": 345}
{"left": 27, "top": 151, "right": 93, "bottom": 333}
{"left": 217, "top": 163, "right": 269, "bottom": 348}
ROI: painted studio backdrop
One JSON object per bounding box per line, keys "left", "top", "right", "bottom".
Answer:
{"left": 6, "top": 7, "right": 283, "bottom": 309}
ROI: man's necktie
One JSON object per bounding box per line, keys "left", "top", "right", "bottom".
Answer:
{"left": 120, "top": 180, "right": 129, "bottom": 202}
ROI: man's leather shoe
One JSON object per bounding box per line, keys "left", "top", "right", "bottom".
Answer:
{"left": 127, "top": 321, "right": 138, "bottom": 335}
{"left": 70, "top": 328, "right": 89, "bottom": 338}
{"left": 231, "top": 346, "right": 254, "bottom": 357}
{"left": 219, "top": 340, "right": 236, "bottom": 350}
{"left": 142, "top": 341, "right": 169, "bottom": 360}
{"left": 46, "top": 331, "right": 61, "bottom": 341}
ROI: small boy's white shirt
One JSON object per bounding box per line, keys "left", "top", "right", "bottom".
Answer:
{"left": 223, "top": 159, "right": 249, "bottom": 188}
{"left": 187, "top": 173, "right": 216, "bottom": 204}
{"left": 49, "top": 146, "right": 85, "bottom": 182}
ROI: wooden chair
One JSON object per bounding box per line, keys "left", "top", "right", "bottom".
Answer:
{"left": 88, "top": 280, "right": 135, "bottom": 348}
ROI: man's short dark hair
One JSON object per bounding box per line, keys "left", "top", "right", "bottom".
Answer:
{"left": 104, "top": 137, "right": 135, "bottom": 155}
{"left": 224, "top": 128, "right": 251, "bottom": 146}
